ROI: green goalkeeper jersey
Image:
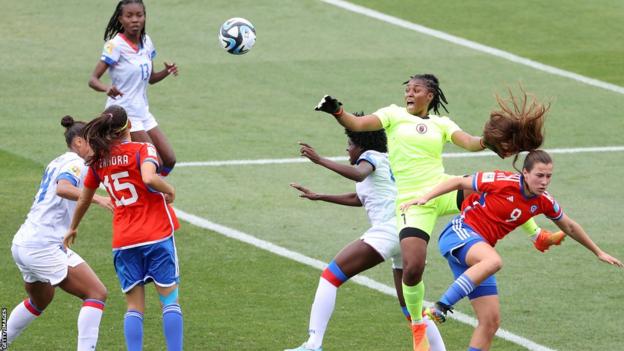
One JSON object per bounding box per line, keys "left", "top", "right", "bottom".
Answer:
{"left": 374, "top": 104, "right": 461, "bottom": 202}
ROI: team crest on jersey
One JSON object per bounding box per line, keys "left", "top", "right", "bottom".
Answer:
{"left": 530, "top": 205, "right": 538, "bottom": 213}
{"left": 506, "top": 196, "right": 514, "bottom": 202}
{"left": 415, "top": 123, "right": 427, "bottom": 134}
{"left": 481, "top": 172, "right": 495, "bottom": 183}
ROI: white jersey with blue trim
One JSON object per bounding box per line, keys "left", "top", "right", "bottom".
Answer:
{"left": 101, "top": 33, "right": 156, "bottom": 118}
{"left": 355, "top": 150, "right": 397, "bottom": 226}
{"left": 13, "top": 152, "right": 87, "bottom": 248}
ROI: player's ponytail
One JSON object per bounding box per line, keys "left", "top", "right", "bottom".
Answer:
{"left": 83, "top": 105, "right": 129, "bottom": 166}
{"left": 104, "top": 0, "right": 146, "bottom": 43}
{"left": 483, "top": 86, "right": 549, "bottom": 158}
{"left": 61, "top": 115, "right": 86, "bottom": 147}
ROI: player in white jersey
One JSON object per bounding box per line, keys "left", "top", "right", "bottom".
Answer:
{"left": 6, "top": 116, "right": 113, "bottom": 350}
{"left": 88, "top": 0, "right": 178, "bottom": 176}
{"left": 285, "top": 115, "right": 446, "bottom": 351}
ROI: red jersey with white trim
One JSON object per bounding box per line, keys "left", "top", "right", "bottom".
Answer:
{"left": 462, "top": 170, "right": 563, "bottom": 246}
{"left": 84, "top": 142, "right": 179, "bottom": 249}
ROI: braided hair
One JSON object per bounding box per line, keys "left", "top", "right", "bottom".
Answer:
{"left": 82, "top": 105, "right": 130, "bottom": 166}
{"left": 104, "top": 0, "right": 146, "bottom": 43}
{"left": 345, "top": 112, "right": 388, "bottom": 153}
{"left": 403, "top": 73, "right": 449, "bottom": 115}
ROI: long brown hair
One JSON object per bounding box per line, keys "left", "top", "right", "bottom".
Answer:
{"left": 82, "top": 105, "right": 129, "bottom": 166}
{"left": 483, "top": 86, "right": 549, "bottom": 159}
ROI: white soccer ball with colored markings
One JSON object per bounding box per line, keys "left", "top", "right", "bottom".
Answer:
{"left": 218, "top": 17, "right": 256, "bottom": 55}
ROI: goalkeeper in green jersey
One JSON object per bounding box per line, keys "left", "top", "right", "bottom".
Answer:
{"left": 315, "top": 75, "right": 557, "bottom": 351}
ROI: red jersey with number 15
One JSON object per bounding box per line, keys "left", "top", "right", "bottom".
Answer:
{"left": 462, "top": 170, "right": 563, "bottom": 246}
{"left": 84, "top": 141, "right": 180, "bottom": 249}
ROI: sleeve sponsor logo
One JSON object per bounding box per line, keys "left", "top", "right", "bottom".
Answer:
{"left": 481, "top": 172, "right": 495, "bottom": 183}
{"left": 147, "top": 145, "right": 158, "bottom": 158}
{"left": 104, "top": 41, "right": 115, "bottom": 55}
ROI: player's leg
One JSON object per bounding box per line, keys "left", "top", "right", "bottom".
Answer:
{"left": 6, "top": 281, "right": 54, "bottom": 345}
{"left": 288, "top": 239, "right": 385, "bottom": 351}
{"left": 467, "top": 295, "right": 501, "bottom": 351}
{"left": 392, "top": 268, "right": 446, "bottom": 351}
{"left": 146, "top": 125, "right": 176, "bottom": 176}
{"left": 7, "top": 245, "right": 64, "bottom": 345}
{"left": 58, "top": 250, "right": 107, "bottom": 351}
{"left": 147, "top": 237, "right": 183, "bottom": 351}
{"left": 124, "top": 285, "right": 146, "bottom": 351}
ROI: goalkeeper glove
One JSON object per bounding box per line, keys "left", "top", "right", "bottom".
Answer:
{"left": 533, "top": 229, "right": 565, "bottom": 252}
{"left": 315, "top": 95, "right": 343, "bottom": 116}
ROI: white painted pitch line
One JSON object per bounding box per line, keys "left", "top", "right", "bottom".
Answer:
{"left": 176, "top": 146, "right": 624, "bottom": 167}
{"left": 174, "top": 208, "right": 556, "bottom": 351}
{"left": 320, "top": 0, "right": 624, "bottom": 96}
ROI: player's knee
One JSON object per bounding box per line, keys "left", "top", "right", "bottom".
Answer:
{"left": 159, "top": 287, "right": 179, "bottom": 306}
{"left": 486, "top": 256, "right": 504, "bottom": 274}
{"left": 478, "top": 311, "right": 501, "bottom": 335}
{"left": 90, "top": 284, "right": 108, "bottom": 302}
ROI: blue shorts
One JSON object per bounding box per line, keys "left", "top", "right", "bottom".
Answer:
{"left": 113, "top": 236, "right": 179, "bottom": 293}
{"left": 438, "top": 216, "right": 498, "bottom": 299}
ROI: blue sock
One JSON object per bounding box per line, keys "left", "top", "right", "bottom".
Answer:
{"left": 401, "top": 305, "right": 412, "bottom": 321}
{"left": 440, "top": 273, "right": 476, "bottom": 307}
{"left": 124, "top": 310, "right": 144, "bottom": 351}
{"left": 162, "top": 303, "right": 183, "bottom": 351}
{"left": 468, "top": 347, "right": 482, "bottom": 351}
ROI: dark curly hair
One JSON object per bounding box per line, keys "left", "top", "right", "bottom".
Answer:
{"left": 403, "top": 73, "right": 449, "bottom": 115}
{"left": 104, "top": 0, "right": 146, "bottom": 43}
{"left": 345, "top": 112, "right": 387, "bottom": 153}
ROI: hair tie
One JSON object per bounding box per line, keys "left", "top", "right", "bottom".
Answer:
{"left": 114, "top": 119, "right": 129, "bottom": 133}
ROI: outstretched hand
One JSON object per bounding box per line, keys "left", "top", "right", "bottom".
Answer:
{"left": 597, "top": 251, "right": 624, "bottom": 268}
{"left": 164, "top": 61, "right": 178, "bottom": 76}
{"left": 399, "top": 198, "right": 428, "bottom": 212}
{"left": 290, "top": 183, "right": 320, "bottom": 200}
{"left": 298, "top": 142, "right": 322, "bottom": 164}
{"left": 315, "top": 95, "right": 343, "bottom": 115}
{"left": 63, "top": 228, "right": 77, "bottom": 250}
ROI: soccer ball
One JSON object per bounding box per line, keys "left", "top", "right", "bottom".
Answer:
{"left": 218, "top": 17, "right": 256, "bottom": 55}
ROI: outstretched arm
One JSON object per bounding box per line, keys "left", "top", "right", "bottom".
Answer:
{"left": 299, "top": 142, "right": 373, "bottom": 182}
{"left": 400, "top": 175, "right": 473, "bottom": 212}
{"left": 451, "top": 130, "right": 487, "bottom": 152}
{"left": 315, "top": 95, "right": 383, "bottom": 132}
{"left": 290, "top": 183, "right": 362, "bottom": 207}
{"left": 149, "top": 61, "right": 178, "bottom": 84}
{"left": 63, "top": 186, "right": 97, "bottom": 248}
{"left": 56, "top": 179, "right": 114, "bottom": 211}
{"left": 554, "top": 214, "right": 623, "bottom": 267}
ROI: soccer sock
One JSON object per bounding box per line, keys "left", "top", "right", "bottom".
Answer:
{"left": 468, "top": 347, "right": 482, "bottom": 351}
{"left": 439, "top": 273, "right": 477, "bottom": 307}
{"left": 162, "top": 303, "right": 183, "bottom": 351}
{"left": 6, "top": 299, "right": 42, "bottom": 345}
{"left": 306, "top": 261, "right": 349, "bottom": 349}
{"left": 77, "top": 299, "right": 104, "bottom": 351}
{"left": 402, "top": 281, "right": 425, "bottom": 324}
{"left": 401, "top": 305, "right": 412, "bottom": 321}
{"left": 423, "top": 315, "right": 445, "bottom": 351}
{"left": 124, "top": 310, "right": 144, "bottom": 351}
{"left": 520, "top": 218, "right": 539, "bottom": 236}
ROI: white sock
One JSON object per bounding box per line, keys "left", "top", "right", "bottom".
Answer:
{"left": 77, "top": 299, "right": 105, "bottom": 351}
{"left": 7, "top": 299, "right": 41, "bottom": 345}
{"left": 424, "top": 315, "right": 446, "bottom": 351}
{"left": 305, "top": 278, "right": 338, "bottom": 349}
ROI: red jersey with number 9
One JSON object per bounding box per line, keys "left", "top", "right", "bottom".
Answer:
{"left": 84, "top": 141, "right": 180, "bottom": 249}
{"left": 462, "top": 170, "right": 563, "bottom": 246}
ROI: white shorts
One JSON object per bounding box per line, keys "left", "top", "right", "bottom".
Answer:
{"left": 360, "top": 219, "right": 402, "bottom": 269}
{"left": 11, "top": 244, "right": 85, "bottom": 285}
{"left": 129, "top": 110, "right": 158, "bottom": 132}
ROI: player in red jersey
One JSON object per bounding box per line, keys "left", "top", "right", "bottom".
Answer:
{"left": 400, "top": 150, "right": 623, "bottom": 351}
{"left": 63, "top": 105, "right": 183, "bottom": 351}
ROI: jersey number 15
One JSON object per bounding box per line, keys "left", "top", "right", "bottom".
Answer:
{"left": 102, "top": 171, "right": 138, "bottom": 206}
